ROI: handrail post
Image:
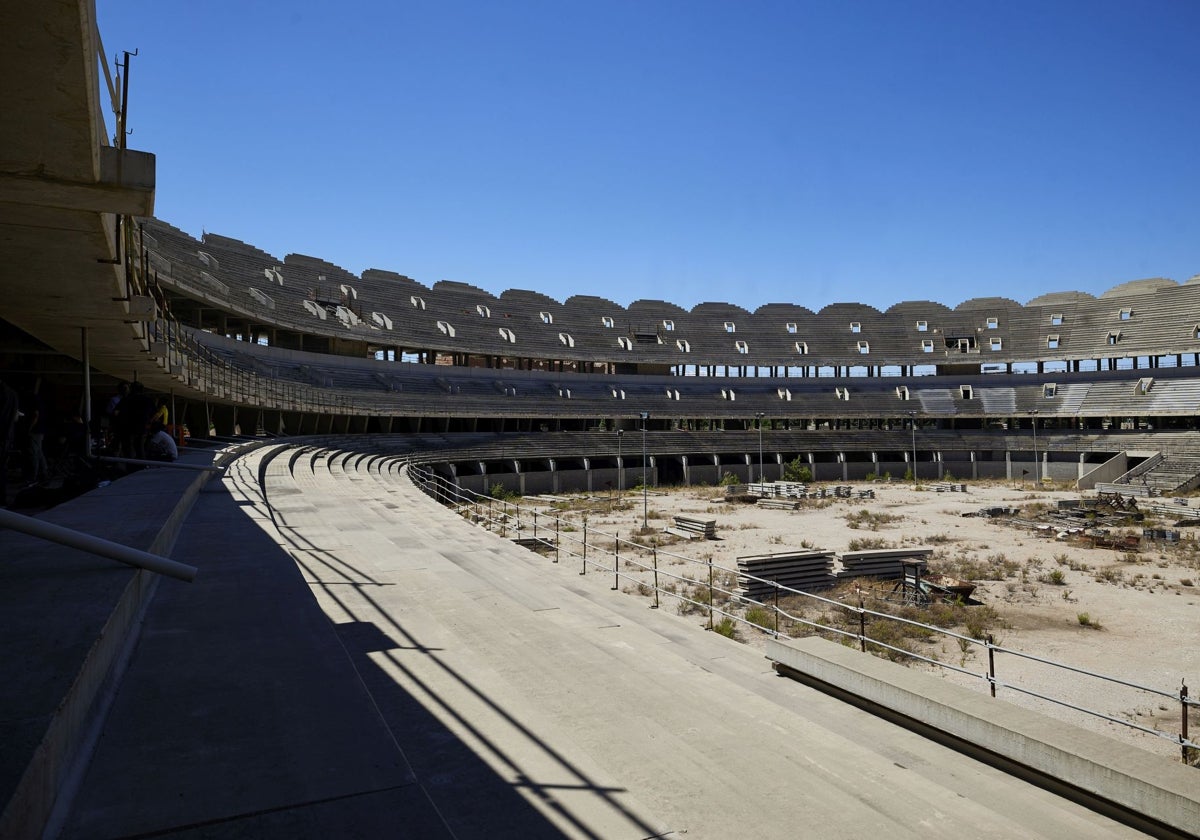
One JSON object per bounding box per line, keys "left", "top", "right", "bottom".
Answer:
{"left": 858, "top": 588, "right": 866, "bottom": 652}
{"left": 707, "top": 558, "right": 714, "bottom": 631}
{"left": 612, "top": 532, "right": 619, "bottom": 590}
{"left": 1182, "top": 680, "right": 1190, "bottom": 764}
{"left": 774, "top": 579, "right": 780, "bottom": 637}
{"left": 988, "top": 634, "right": 997, "bottom": 697}
{"left": 580, "top": 519, "right": 587, "bottom": 575}
{"left": 651, "top": 548, "right": 659, "bottom": 609}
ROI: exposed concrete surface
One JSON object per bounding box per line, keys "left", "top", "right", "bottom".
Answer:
{"left": 767, "top": 635, "right": 1200, "bottom": 838}
{"left": 55, "top": 442, "right": 1158, "bottom": 838}
{"left": 0, "top": 459, "right": 214, "bottom": 839}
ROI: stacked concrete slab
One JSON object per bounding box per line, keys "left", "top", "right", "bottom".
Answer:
{"left": 735, "top": 550, "right": 838, "bottom": 600}
{"left": 838, "top": 548, "right": 931, "bottom": 580}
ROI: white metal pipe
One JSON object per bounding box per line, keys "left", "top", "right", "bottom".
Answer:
{"left": 0, "top": 507, "right": 197, "bottom": 582}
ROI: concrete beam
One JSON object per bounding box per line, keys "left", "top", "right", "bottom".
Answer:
{"left": 0, "top": 147, "right": 155, "bottom": 216}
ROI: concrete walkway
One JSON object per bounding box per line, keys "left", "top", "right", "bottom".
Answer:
{"left": 59, "top": 442, "right": 1154, "bottom": 838}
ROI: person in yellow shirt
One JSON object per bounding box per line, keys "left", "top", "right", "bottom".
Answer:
{"left": 151, "top": 395, "right": 169, "bottom": 428}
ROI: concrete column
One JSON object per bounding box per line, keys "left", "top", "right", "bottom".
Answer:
{"left": 808, "top": 452, "right": 816, "bottom": 482}
{"left": 512, "top": 459, "right": 525, "bottom": 496}
{"left": 583, "top": 457, "right": 592, "bottom": 493}
{"left": 839, "top": 452, "right": 847, "bottom": 482}
{"left": 970, "top": 451, "right": 978, "bottom": 480}
{"left": 549, "top": 458, "right": 558, "bottom": 494}
{"left": 682, "top": 454, "right": 690, "bottom": 486}
{"left": 1005, "top": 450, "right": 1012, "bottom": 480}
{"left": 1079, "top": 452, "right": 1087, "bottom": 480}
{"left": 937, "top": 452, "right": 944, "bottom": 479}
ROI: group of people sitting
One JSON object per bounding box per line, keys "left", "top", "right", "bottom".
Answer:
{"left": 103, "top": 381, "right": 179, "bottom": 463}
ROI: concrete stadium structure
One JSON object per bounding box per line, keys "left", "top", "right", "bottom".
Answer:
{"left": 3, "top": 3, "right": 1199, "bottom": 839}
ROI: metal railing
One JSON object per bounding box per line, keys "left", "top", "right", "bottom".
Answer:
{"left": 407, "top": 464, "right": 1198, "bottom": 763}
{"left": 0, "top": 508, "right": 197, "bottom": 583}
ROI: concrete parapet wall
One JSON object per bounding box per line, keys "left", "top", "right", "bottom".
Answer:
{"left": 0, "top": 461, "right": 219, "bottom": 840}
{"left": 766, "top": 636, "right": 1200, "bottom": 838}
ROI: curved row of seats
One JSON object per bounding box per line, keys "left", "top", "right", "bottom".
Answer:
{"left": 140, "top": 218, "right": 1200, "bottom": 372}
{"left": 188, "top": 329, "right": 1200, "bottom": 420}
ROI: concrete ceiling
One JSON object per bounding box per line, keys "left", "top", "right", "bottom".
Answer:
{"left": 0, "top": 1, "right": 167, "bottom": 388}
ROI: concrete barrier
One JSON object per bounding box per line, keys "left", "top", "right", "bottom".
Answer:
{"left": 766, "top": 636, "right": 1200, "bottom": 838}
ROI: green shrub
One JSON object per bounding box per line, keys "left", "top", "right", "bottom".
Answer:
{"left": 713, "top": 617, "right": 738, "bottom": 639}
{"left": 744, "top": 605, "right": 775, "bottom": 630}
{"left": 782, "top": 457, "right": 812, "bottom": 483}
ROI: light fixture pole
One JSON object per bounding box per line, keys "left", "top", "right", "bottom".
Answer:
{"left": 1030, "top": 409, "right": 1039, "bottom": 485}
{"left": 616, "top": 428, "right": 623, "bottom": 502}
{"left": 756, "top": 412, "right": 765, "bottom": 486}
{"left": 640, "top": 412, "right": 650, "bottom": 529}
{"left": 907, "top": 410, "right": 917, "bottom": 486}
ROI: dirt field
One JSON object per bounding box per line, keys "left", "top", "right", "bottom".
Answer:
{"left": 512, "top": 479, "right": 1200, "bottom": 763}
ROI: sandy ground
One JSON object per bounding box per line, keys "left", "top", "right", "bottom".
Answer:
{"left": 511, "top": 480, "right": 1200, "bottom": 763}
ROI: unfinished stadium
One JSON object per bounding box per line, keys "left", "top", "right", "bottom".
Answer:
{"left": 2, "top": 3, "right": 1199, "bottom": 839}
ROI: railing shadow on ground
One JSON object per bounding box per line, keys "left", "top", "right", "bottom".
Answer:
{"left": 409, "top": 464, "right": 1200, "bottom": 766}
{"left": 249, "top": 456, "right": 667, "bottom": 840}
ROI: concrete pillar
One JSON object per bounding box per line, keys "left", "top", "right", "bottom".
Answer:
{"left": 1005, "top": 450, "right": 1012, "bottom": 480}
{"left": 549, "top": 458, "right": 558, "bottom": 494}
{"left": 970, "top": 451, "right": 977, "bottom": 480}
{"left": 936, "top": 452, "right": 944, "bottom": 480}
{"left": 512, "top": 459, "right": 525, "bottom": 496}
{"left": 839, "top": 452, "right": 848, "bottom": 482}
{"left": 583, "top": 457, "right": 592, "bottom": 493}
{"left": 1079, "top": 452, "right": 1087, "bottom": 480}
{"left": 808, "top": 452, "right": 816, "bottom": 482}
{"left": 682, "top": 454, "right": 690, "bottom": 486}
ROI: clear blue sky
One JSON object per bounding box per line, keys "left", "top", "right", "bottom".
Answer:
{"left": 98, "top": 0, "right": 1200, "bottom": 313}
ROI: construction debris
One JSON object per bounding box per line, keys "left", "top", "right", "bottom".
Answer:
{"left": 734, "top": 550, "right": 837, "bottom": 600}
{"left": 665, "top": 515, "right": 717, "bottom": 540}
